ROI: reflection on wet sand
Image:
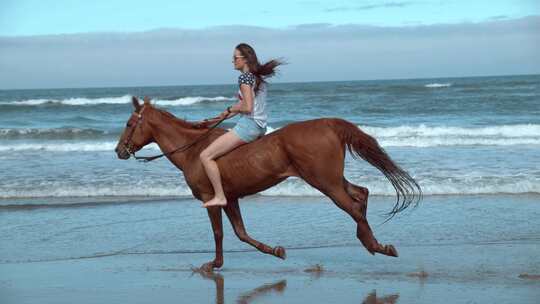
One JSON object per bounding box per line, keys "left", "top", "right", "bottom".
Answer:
{"left": 362, "top": 290, "right": 400, "bottom": 304}
{"left": 194, "top": 270, "right": 225, "bottom": 304}
{"left": 194, "top": 268, "right": 399, "bottom": 304}
{"left": 237, "top": 280, "right": 287, "bottom": 304}
{"left": 194, "top": 269, "right": 286, "bottom": 304}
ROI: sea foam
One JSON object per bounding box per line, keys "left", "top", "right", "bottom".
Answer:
{"left": 0, "top": 142, "right": 161, "bottom": 152}
{"left": 362, "top": 124, "right": 540, "bottom": 147}
{"left": 424, "top": 83, "right": 452, "bottom": 88}
{"left": 0, "top": 95, "right": 235, "bottom": 106}
{"left": 1, "top": 124, "right": 539, "bottom": 151}
{"left": 1, "top": 176, "right": 538, "bottom": 199}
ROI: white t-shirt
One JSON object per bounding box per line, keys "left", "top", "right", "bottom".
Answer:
{"left": 238, "top": 72, "right": 267, "bottom": 128}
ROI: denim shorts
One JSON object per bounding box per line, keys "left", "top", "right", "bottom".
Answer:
{"left": 232, "top": 116, "right": 267, "bottom": 143}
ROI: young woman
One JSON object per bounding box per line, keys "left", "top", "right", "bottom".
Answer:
{"left": 200, "top": 43, "right": 282, "bottom": 208}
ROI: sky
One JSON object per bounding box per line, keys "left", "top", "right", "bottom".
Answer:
{"left": 0, "top": 0, "right": 539, "bottom": 89}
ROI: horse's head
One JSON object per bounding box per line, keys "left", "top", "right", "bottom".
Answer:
{"left": 115, "top": 96, "right": 154, "bottom": 159}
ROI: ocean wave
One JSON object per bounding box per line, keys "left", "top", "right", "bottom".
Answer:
{"left": 266, "top": 181, "right": 540, "bottom": 196}
{"left": 362, "top": 124, "right": 540, "bottom": 138}
{"left": 260, "top": 177, "right": 540, "bottom": 196}
{"left": 1, "top": 176, "right": 539, "bottom": 200}
{"left": 424, "top": 83, "right": 452, "bottom": 88}
{"left": 378, "top": 137, "right": 540, "bottom": 147}
{"left": 0, "top": 95, "right": 132, "bottom": 106}
{"left": 0, "top": 185, "right": 192, "bottom": 199}
{"left": 153, "top": 96, "right": 236, "bottom": 106}
{"left": 0, "top": 127, "right": 279, "bottom": 151}
{"left": 0, "top": 142, "right": 161, "bottom": 152}
{"left": 362, "top": 124, "right": 540, "bottom": 147}
{"left": 1, "top": 124, "right": 538, "bottom": 151}
{"left": 0, "top": 128, "right": 113, "bottom": 140}
{"left": 0, "top": 95, "right": 235, "bottom": 106}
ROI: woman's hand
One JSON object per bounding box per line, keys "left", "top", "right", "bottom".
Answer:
{"left": 218, "top": 110, "right": 229, "bottom": 119}
{"left": 193, "top": 119, "right": 211, "bottom": 129}
{"left": 218, "top": 105, "right": 236, "bottom": 118}
{"left": 195, "top": 105, "right": 238, "bottom": 128}
{"left": 193, "top": 117, "right": 220, "bottom": 129}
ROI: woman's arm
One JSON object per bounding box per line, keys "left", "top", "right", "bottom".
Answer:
{"left": 218, "top": 106, "right": 239, "bottom": 119}
{"left": 202, "top": 105, "right": 239, "bottom": 124}
{"left": 229, "top": 84, "right": 253, "bottom": 114}
{"left": 217, "top": 72, "right": 255, "bottom": 118}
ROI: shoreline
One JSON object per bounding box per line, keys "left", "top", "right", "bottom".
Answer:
{"left": 1, "top": 192, "right": 539, "bottom": 208}
{"left": 2, "top": 194, "right": 539, "bottom": 303}
{"left": 1, "top": 243, "right": 538, "bottom": 304}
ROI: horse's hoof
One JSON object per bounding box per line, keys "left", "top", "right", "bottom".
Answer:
{"left": 273, "top": 246, "right": 287, "bottom": 260}
{"left": 385, "top": 245, "right": 399, "bottom": 257}
{"left": 200, "top": 262, "right": 215, "bottom": 273}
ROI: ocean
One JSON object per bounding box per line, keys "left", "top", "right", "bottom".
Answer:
{"left": 2, "top": 75, "right": 539, "bottom": 303}
{"left": 1, "top": 74, "right": 539, "bottom": 203}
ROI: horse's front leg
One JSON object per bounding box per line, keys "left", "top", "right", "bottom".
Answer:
{"left": 201, "top": 206, "right": 224, "bottom": 272}
{"left": 224, "top": 198, "right": 286, "bottom": 260}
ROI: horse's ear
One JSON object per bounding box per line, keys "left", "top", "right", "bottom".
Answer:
{"left": 143, "top": 96, "right": 151, "bottom": 105}
{"left": 132, "top": 96, "right": 141, "bottom": 112}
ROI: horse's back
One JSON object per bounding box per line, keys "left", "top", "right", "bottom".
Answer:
{"left": 217, "top": 118, "right": 347, "bottom": 197}
{"left": 231, "top": 117, "right": 347, "bottom": 162}
{"left": 275, "top": 117, "right": 345, "bottom": 146}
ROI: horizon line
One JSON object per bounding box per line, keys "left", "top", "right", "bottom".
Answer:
{"left": 1, "top": 72, "right": 539, "bottom": 92}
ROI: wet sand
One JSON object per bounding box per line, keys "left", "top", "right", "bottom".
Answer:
{"left": 1, "top": 195, "right": 539, "bottom": 303}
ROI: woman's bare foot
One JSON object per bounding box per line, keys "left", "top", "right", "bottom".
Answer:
{"left": 202, "top": 196, "right": 227, "bottom": 208}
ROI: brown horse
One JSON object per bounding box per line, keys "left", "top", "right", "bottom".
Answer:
{"left": 115, "top": 97, "right": 421, "bottom": 272}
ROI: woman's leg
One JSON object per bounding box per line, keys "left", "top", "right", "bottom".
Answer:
{"left": 200, "top": 131, "right": 246, "bottom": 208}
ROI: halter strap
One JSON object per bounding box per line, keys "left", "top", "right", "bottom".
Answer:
{"left": 132, "top": 114, "right": 228, "bottom": 162}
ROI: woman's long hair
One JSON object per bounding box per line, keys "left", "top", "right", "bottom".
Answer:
{"left": 236, "top": 43, "right": 284, "bottom": 95}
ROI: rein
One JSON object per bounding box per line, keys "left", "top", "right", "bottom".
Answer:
{"left": 127, "top": 109, "right": 228, "bottom": 162}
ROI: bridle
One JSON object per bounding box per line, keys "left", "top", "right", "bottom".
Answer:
{"left": 123, "top": 106, "right": 146, "bottom": 157}
{"left": 122, "top": 105, "right": 228, "bottom": 162}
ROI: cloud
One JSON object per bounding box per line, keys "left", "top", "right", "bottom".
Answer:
{"left": 488, "top": 15, "right": 508, "bottom": 21}
{"left": 325, "top": 1, "right": 413, "bottom": 12}
{"left": 0, "top": 16, "right": 539, "bottom": 89}
{"left": 292, "top": 23, "right": 333, "bottom": 29}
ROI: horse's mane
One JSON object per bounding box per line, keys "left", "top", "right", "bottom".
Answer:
{"left": 149, "top": 104, "right": 199, "bottom": 129}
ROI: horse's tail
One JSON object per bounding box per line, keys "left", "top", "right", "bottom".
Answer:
{"left": 333, "top": 119, "right": 422, "bottom": 220}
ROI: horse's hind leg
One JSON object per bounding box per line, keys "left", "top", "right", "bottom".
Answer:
{"left": 223, "top": 198, "right": 286, "bottom": 260}
{"left": 342, "top": 179, "right": 397, "bottom": 256}
{"left": 344, "top": 178, "right": 369, "bottom": 218}
{"left": 287, "top": 134, "right": 396, "bottom": 257}
{"left": 326, "top": 187, "right": 398, "bottom": 257}
{"left": 301, "top": 173, "right": 397, "bottom": 257}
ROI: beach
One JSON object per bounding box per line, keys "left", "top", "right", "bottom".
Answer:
{"left": 1, "top": 194, "right": 539, "bottom": 303}
{"left": 1, "top": 0, "right": 539, "bottom": 300}
{"left": 1, "top": 75, "right": 539, "bottom": 303}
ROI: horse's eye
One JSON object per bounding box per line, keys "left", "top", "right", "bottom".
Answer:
{"left": 126, "top": 123, "right": 132, "bottom": 127}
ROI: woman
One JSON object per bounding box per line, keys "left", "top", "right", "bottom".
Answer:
{"left": 200, "top": 43, "right": 282, "bottom": 208}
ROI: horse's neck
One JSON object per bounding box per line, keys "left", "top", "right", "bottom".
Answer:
{"left": 148, "top": 111, "right": 205, "bottom": 168}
